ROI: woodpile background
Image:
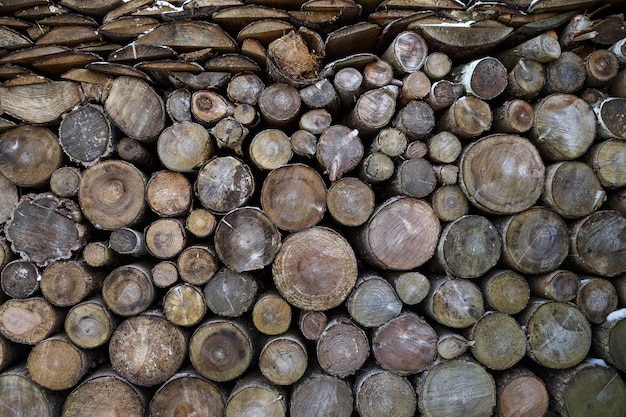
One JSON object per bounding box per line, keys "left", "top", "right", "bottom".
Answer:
{"left": 1, "top": 0, "right": 626, "bottom": 415}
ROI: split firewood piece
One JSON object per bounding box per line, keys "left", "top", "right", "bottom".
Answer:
{"left": 519, "top": 299, "right": 591, "bottom": 369}
{"left": 32, "top": 51, "right": 100, "bottom": 76}
{"left": 204, "top": 53, "right": 261, "bottom": 73}
{"left": 109, "top": 311, "right": 187, "bottom": 387}
{"left": 86, "top": 62, "right": 151, "bottom": 82}
{"left": 267, "top": 27, "right": 325, "bottom": 86}
{"left": 195, "top": 156, "right": 255, "bottom": 215}
{"left": 261, "top": 164, "right": 327, "bottom": 232}
{"left": 65, "top": 296, "right": 116, "bottom": 349}
{"left": 0, "top": 297, "right": 64, "bottom": 345}
{"left": 212, "top": 4, "right": 289, "bottom": 34}
{"left": 35, "top": 25, "right": 100, "bottom": 46}
{"left": 459, "top": 134, "right": 545, "bottom": 215}
{"left": 371, "top": 312, "right": 437, "bottom": 375}
{"left": 78, "top": 160, "right": 147, "bottom": 230}
{"left": 317, "top": 124, "right": 364, "bottom": 181}
{"left": 6, "top": 193, "right": 88, "bottom": 267}
{"left": 0, "top": 26, "right": 33, "bottom": 50}
{"left": 157, "top": 121, "right": 215, "bottom": 173}
{"left": 108, "top": 44, "right": 177, "bottom": 63}
{"left": 273, "top": 227, "right": 357, "bottom": 311}
{"left": 0, "top": 80, "right": 81, "bottom": 123}
{"left": 98, "top": 16, "right": 159, "bottom": 42}
{"left": 325, "top": 22, "right": 379, "bottom": 60}
{"left": 134, "top": 20, "right": 237, "bottom": 52}
{"left": 528, "top": 0, "right": 603, "bottom": 13}
{"left": 214, "top": 207, "right": 281, "bottom": 273}
{"left": 0, "top": 45, "right": 70, "bottom": 66}
{"left": 237, "top": 19, "right": 295, "bottom": 47}
{"left": 353, "top": 196, "right": 440, "bottom": 270}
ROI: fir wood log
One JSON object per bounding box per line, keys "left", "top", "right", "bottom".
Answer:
{"left": 145, "top": 170, "right": 192, "bottom": 218}
{"left": 415, "top": 358, "right": 496, "bottom": 417}
{"left": 203, "top": 267, "right": 258, "bottom": 318}
{"left": 392, "top": 99, "right": 435, "bottom": 141}
{"left": 429, "top": 184, "right": 469, "bottom": 222}
{"left": 479, "top": 269, "right": 530, "bottom": 315}
{"left": 40, "top": 260, "right": 103, "bottom": 307}
{"left": 496, "top": 33, "right": 561, "bottom": 69}
{"left": 252, "top": 291, "right": 292, "bottom": 336}
{"left": 299, "top": 109, "right": 332, "bottom": 135}
{"left": 163, "top": 283, "right": 207, "bottom": 327}
{"left": 592, "top": 309, "right": 626, "bottom": 372}
{"left": 102, "top": 262, "right": 155, "bottom": 317}
{"left": 64, "top": 296, "right": 116, "bottom": 349}
{"left": 575, "top": 277, "right": 618, "bottom": 324}
{"left": 273, "top": 226, "right": 357, "bottom": 311}
{"left": 116, "top": 137, "right": 156, "bottom": 169}
{"left": 361, "top": 58, "right": 394, "bottom": 91}
{"left": 398, "top": 71, "right": 430, "bottom": 106}
{"left": 0, "top": 297, "right": 64, "bottom": 345}
{"left": 543, "top": 51, "right": 586, "bottom": 94}
{"left": 423, "top": 275, "right": 484, "bottom": 329}
{"left": 0, "top": 125, "right": 63, "bottom": 188}
{"left": 151, "top": 261, "right": 178, "bottom": 289}
{"left": 257, "top": 82, "right": 301, "bottom": 128}
{"left": 249, "top": 128, "right": 293, "bottom": 171}
{"left": 333, "top": 66, "right": 363, "bottom": 108}
{"left": 78, "top": 160, "right": 147, "bottom": 230}
{"left": 27, "top": 332, "right": 96, "bottom": 391}
{"left": 585, "top": 49, "right": 619, "bottom": 87}
{"left": 299, "top": 310, "right": 328, "bottom": 341}
{"left": 0, "top": 173, "right": 18, "bottom": 225}
{"left": 0, "top": 365, "right": 64, "bottom": 417}
{"left": 299, "top": 78, "right": 340, "bottom": 111}
{"left": 316, "top": 316, "right": 369, "bottom": 377}
{"left": 459, "top": 134, "right": 545, "bottom": 215}
{"left": 0, "top": 335, "right": 23, "bottom": 373}
{"left": 569, "top": 210, "right": 626, "bottom": 277}
{"left": 215, "top": 207, "right": 280, "bottom": 273}
{"left": 1, "top": 260, "right": 40, "bottom": 299}
{"left": 467, "top": 311, "right": 526, "bottom": 371}
{"left": 495, "top": 368, "right": 550, "bottom": 417}
{"left": 492, "top": 99, "right": 534, "bottom": 133}
{"left": 261, "top": 164, "right": 327, "bottom": 232}
{"left": 156, "top": 121, "right": 215, "bottom": 173}
{"left": 345, "top": 85, "right": 398, "bottom": 137}
{"left": 590, "top": 97, "right": 626, "bottom": 139}
{"left": 82, "top": 241, "right": 118, "bottom": 268}
{"left": 290, "top": 370, "right": 354, "bottom": 417}
{"left": 371, "top": 312, "right": 437, "bottom": 375}
{"left": 0, "top": 80, "right": 82, "bottom": 124}
{"left": 316, "top": 125, "right": 363, "bottom": 181}
{"left": 290, "top": 129, "right": 317, "bottom": 158}
{"left": 434, "top": 325, "right": 471, "bottom": 360}
{"left": 58, "top": 104, "right": 115, "bottom": 167}
{"left": 433, "top": 164, "right": 460, "bottom": 185}
{"left": 433, "top": 214, "right": 502, "bottom": 278}
{"left": 354, "top": 366, "right": 417, "bottom": 417}
{"left": 346, "top": 273, "right": 402, "bottom": 328}
{"left": 5, "top": 193, "right": 88, "bottom": 267}
{"left": 542, "top": 161, "right": 606, "bottom": 219}
{"left": 519, "top": 299, "right": 591, "bottom": 369}
{"left": 452, "top": 56, "right": 508, "bottom": 100}
{"left": 353, "top": 196, "right": 440, "bottom": 271}
{"left": 506, "top": 58, "right": 546, "bottom": 99}
{"left": 326, "top": 177, "right": 375, "bottom": 227}
{"left": 381, "top": 30, "right": 428, "bottom": 73}
{"left": 144, "top": 218, "right": 187, "bottom": 260}
{"left": 426, "top": 131, "right": 461, "bottom": 164}
{"left": 189, "top": 317, "right": 257, "bottom": 382}
{"left": 109, "top": 311, "right": 187, "bottom": 387}
{"left": 150, "top": 368, "right": 226, "bottom": 417}
{"left": 195, "top": 155, "right": 255, "bottom": 215}
{"left": 385, "top": 270, "right": 430, "bottom": 306}
{"left": 527, "top": 270, "right": 581, "bottom": 302}
{"left": 177, "top": 244, "right": 219, "bottom": 286}
{"left": 185, "top": 208, "right": 217, "bottom": 239}
{"left": 190, "top": 90, "right": 233, "bottom": 127}
{"left": 545, "top": 360, "right": 626, "bottom": 417}
{"left": 370, "top": 127, "right": 407, "bottom": 157}
{"left": 50, "top": 166, "right": 81, "bottom": 198}
{"left": 423, "top": 51, "right": 452, "bottom": 80}
{"left": 359, "top": 152, "right": 394, "bottom": 183}
{"left": 424, "top": 79, "right": 464, "bottom": 111}
{"left": 226, "top": 374, "right": 287, "bottom": 417}
{"left": 436, "top": 95, "right": 492, "bottom": 139}
{"left": 259, "top": 332, "right": 307, "bottom": 385}
{"left": 586, "top": 139, "right": 626, "bottom": 196}
{"left": 227, "top": 72, "right": 265, "bottom": 105}
{"left": 166, "top": 88, "right": 192, "bottom": 123}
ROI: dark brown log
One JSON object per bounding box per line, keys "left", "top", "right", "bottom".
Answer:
{"left": 453, "top": 56, "right": 508, "bottom": 100}
{"left": 109, "top": 311, "right": 187, "bottom": 387}
{"left": 424, "top": 79, "right": 464, "bottom": 111}
{"left": 467, "top": 311, "right": 526, "bottom": 371}
{"left": 6, "top": 193, "right": 88, "bottom": 267}
{"left": 40, "top": 260, "right": 102, "bottom": 307}
{"left": 316, "top": 125, "right": 364, "bottom": 181}
{"left": 505, "top": 59, "right": 546, "bottom": 99}
{"left": 479, "top": 269, "right": 530, "bottom": 315}
{"left": 1, "top": 260, "right": 40, "bottom": 299}
{"left": 203, "top": 267, "right": 259, "bottom": 318}
{"left": 325, "top": 22, "right": 379, "bottom": 60}
{"left": 189, "top": 318, "right": 257, "bottom": 382}
{"left": 592, "top": 309, "right": 626, "bottom": 373}
{"left": 0, "top": 125, "right": 62, "bottom": 188}
{"left": 150, "top": 368, "right": 226, "bottom": 417}
{"left": 429, "top": 184, "right": 469, "bottom": 222}
{"left": 261, "top": 164, "right": 327, "bottom": 231}
{"left": 252, "top": 291, "right": 292, "bottom": 336}
{"left": 353, "top": 196, "right": 440, "bottom": 270}
{"left": 345, "top": 85, "right": 398, "bottom": 137}
{"left": 185, "top": 208, "right": 217, "bottom": 239}
{"left": 392, "top": 99, "right": 435, "bottom": 140}
{"left": 527, "top": 270, "right": 580, "bottom": 302}
{"left": 0, "top": 297, "right": 64, "bottom": 345}
{"left": 585, "top": 49, "right": 619, "bottom": 87}
{"left": 492, "top": 99, "right": 535, "bottom": 134}
{"left": 495, "top": 368, "right": 550, "bottom": 417}
{"left": 65, "top": 296, "right": 116, "bottom": 349}
{"left": 290, "top": 370, "right": 353, "bottom": 417}
{"left": 354, "top": 366, "right": 417, "bottom": 417}
{"left": 117, "top": 137, "right": 156, "bottom": 169}
{"left": 0, "top": 26, "right": 33, "bottom": 50}
{"left": 144, "top": 218, "right": 187, "bottom": 260}
{"left": 146, "top": 170, "right": 192, "bottom": 218}
{"left": 592, "top": 98, "right": 626, "bottom": 141}
{"left": 102, "top": 262, "right": 155, "bottom": 317}
{"left": 569, "top": 210, "right": 626, "bottom": 277}
{"left": 433, "top": 214, "right": 502, "bottom": 279}
{"left": 346, "top": 273, "right": 402, "bottom": 328}
{"left": 79, "top": 159, "right": 147, "bottom": 230}
{"left": 0, "top": 365, "right": 64, "bottom": 417}
{"left": 49, "top": 166, "right": 81, "bottom": 198}
{"left": 273, "top": 227, "right": 357, "bottom": 311}
{"left": 267, "top": 28, "right": 324, "bottom": 86}
{"left": 177, "top": 244, "right": 219, "bottom": 286}
{"left": 459, "top": 134, "right": 545, "bottom": 214}
{"left": 416, "top": 358, "right": 496, "bottom": 417}
{"left": 226, "top": 374, "right": 287, "bottom": 417}
{"left": 249, "top": 128, "right": 293, "bottom": 170}
{"left": 259, "top": 332, "right": 307, "bottom": 385}
{"left": 109, "top": 228, "right": 146, "bottom": 257}
{"left": 544, "top": 51, "right": 587, "bottom": 94}
{"left": 575, "top": 277, "right": 618, "bottom": 324}
{"left": 437, "top": 95, "right": 492, "bottom": 139}
{"left": 257, "top": 82, "right": 301, "bottom": 127}
{"left": 372, "top": 312, "right": 437, "bottom": 375}
{"left": 27, "top": 332, "right": 96, "bottom": 391}
{"left": 519, "top": 299, "right": 591, "bottom": 369}
{"left": 163, "top": 283, "right": 207, "bottom": 327}
{"left": 316, "top": 316, "right": 369, "bottom": 377}
{"left": 542, "top": 161, "right": 605, "bottom": 218}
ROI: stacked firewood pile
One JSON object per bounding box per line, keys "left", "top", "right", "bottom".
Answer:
{"left": 1, "top": 0, "right": 626, "bottom": 415}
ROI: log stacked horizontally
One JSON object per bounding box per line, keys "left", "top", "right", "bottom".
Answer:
{"left": 1, "top": 0, "right": 626, "bottom": 416}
